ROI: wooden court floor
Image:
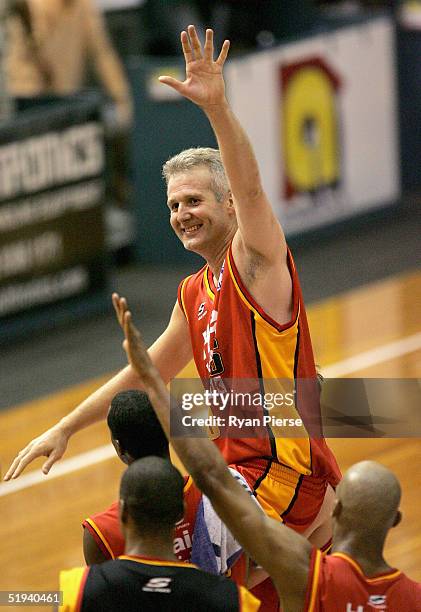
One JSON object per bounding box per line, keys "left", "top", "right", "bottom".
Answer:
{"left": 0, "top": 268, "right": 420, "bottom": 611}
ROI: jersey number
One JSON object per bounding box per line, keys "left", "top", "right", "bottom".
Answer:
{"left": 210, "top": 339, "right": 224, "bottom": 376}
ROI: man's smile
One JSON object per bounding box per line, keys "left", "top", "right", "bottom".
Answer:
{"left": 182, "top": 224, "right": 203, "bottom": 235}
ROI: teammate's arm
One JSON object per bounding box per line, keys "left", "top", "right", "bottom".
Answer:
{"left": 83, "top": 528, "right": 110, "bottom": 565}
{"left": 159, "top": 27, "right": 291, "bottom": 320}
{"left": 4, "top": 297, "right": 192, "bottom": 480}
{"left": 120, "top": 306, "right": 312, "bottom": 611}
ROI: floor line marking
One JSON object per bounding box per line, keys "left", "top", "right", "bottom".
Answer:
{"left": 0, "top": 444, "right": 115, "bottom": 497}
{"left": 1, "top": 331, "right": 420, "bottom": 498}
{"left": 322, "top": 331, "right": 421, "bottom": 378}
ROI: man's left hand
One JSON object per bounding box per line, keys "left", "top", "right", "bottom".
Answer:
{"left": 159, "top": 26, "right": 230, "bottom": 110}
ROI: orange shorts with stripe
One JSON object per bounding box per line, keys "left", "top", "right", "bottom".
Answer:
{"left": 231, "top": 459, "right": 331, "bottom": 533}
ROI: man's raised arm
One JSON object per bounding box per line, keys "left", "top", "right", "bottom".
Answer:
{"left": 4, "top": 295, "right": 191, "bottom": 480}
{"left": 119, "top": 303, "right": 312, "bottom": 612}
{"left": 159, "top": 26, "right": 291, "bottom": 321}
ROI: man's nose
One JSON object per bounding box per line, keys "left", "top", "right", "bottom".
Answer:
{"left": 177, "top": 203, "right": 192, "bottom": 221}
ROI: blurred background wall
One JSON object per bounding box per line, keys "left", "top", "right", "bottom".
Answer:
{"left": 0, "top": 0, "right": 420, "bottom": 342}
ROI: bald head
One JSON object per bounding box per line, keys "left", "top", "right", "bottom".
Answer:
{"left": 334, "top": 461, "right": 401, "bottom": 537}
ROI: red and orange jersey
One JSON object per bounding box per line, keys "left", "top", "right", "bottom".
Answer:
{"left": 305, "top": 550, "right": 421, "bottom": 611}
{"left": 83, "top": 476, "right": 248, "bottom": 586}
{"left": 83, "top": 476, "right": 202, "bottom": 562}
{"left": 178, "top": 245, "right": 340, "bottom": 487}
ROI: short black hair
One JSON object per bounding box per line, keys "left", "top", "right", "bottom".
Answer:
{"left": 120, "top": 456, "right": 184, "bottom": 530}
{"left": 107, "top": 390, "right": 168, "bottom": 459}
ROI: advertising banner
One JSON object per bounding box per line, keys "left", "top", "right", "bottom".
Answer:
{"left": 0, "top": 98, "right": 107, "bottom": 336}
{"left": 226, "top": 16, "right": 400, "bottom": 235}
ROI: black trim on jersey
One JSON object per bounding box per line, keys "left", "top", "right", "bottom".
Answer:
{"left": 281, "top": 473, "right": 304, "bottom": 519}
{"left": 205, "top": 265, "right": 216, "bottom": 299}
{"left": 228, "top": 246, "right": 299, "bottom": 333}
{"left": 250, "top": 312, "right": 263, "bottom": 380}
{"left": 292, "top": 322, "right": 301, "bottom": 426}
{"left": 250, "top": 312, "right": 277, "bottom": 460}
{"left": 292, "top": 323, "right": 314, "bottom": 476}
{"left": 253, "top": 458, "right": 273, "bottom": 493}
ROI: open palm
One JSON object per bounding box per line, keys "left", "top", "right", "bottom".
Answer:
{"left": 159, "top": 26, "right": 230, "bottom": 108}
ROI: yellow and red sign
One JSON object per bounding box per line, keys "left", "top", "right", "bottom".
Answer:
{"left": 281, "top": 57, "right": 342, "bottom": 200}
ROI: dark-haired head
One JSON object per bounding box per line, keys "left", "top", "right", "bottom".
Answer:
{"left": 107, "top": 390, "right": 168, "bottom": 464}
{"left": 120, "top": 456, "right": 184, "bottom": 535}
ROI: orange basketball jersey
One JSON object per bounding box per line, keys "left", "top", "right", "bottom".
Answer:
{"left": 83, "top": 476, "right": 202, "bottom": 562}
{"left": 83, "top": 476, "right": 247, "bottom": 587}
{"left": 305, "top": 550, "right": 421, "bottom": 611}
{"left": 178, "top": 246, "right": 340, "bottom": 486}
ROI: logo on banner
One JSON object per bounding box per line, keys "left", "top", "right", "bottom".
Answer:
{"left": 280, "top": 57, "right": 342, "bottom": 201}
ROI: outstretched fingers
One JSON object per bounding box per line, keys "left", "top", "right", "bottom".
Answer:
{"left": 42, "top": 449, "right": 61, "bottom": 475}
{"left": 123, "top": 310, "right": 143, "bottom": 357}
{"left": 112, "top": 292, "right": 128, "bottom": 328}
{"left": 158, "top": 75, "right": 184, "bottom": 94}
{"left": 122, "top": 309, "right": 132, "bottom": 342}
{"left": 216, "top": 39, "right": 230, "bottom": 66}
{"left": 122, "top": 310, "right": 138, "bottom": 364}
{"left": 5, "top": 445, "right": 41, "bottom": 480}
{"left": 187, "top": 24, "right": 203, "bottom": 59}
{"left": 203, "top": 28, "right": 214, "bottom": 61}
{"left": 122, "top": 311, "right": 152, "bottom": 378}
{"left": 3, "top": 452, "right": 24, "bottom": 480}
{"left": 181, "top": 29, "right": 193, "bottom": 63}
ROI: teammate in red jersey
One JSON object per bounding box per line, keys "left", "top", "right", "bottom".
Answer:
{"left": 117, "top": 306, "right": 421, "bottom": 612}
{"left": 83, "top": 388, "right": 248, "bottom": 589}
{"left": 59, "top": 456, "right": 259, "bottom": 612}
{"left": 82, "top": 389, "right": 202, "bottom": 566}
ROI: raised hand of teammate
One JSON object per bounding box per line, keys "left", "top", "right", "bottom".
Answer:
{"left": 114, "top": 294, "right": 160, "bottom": 388}
{"left": 112, "top": 292, "right": 128, "bottom": 328}
{"left": 158, "top": 26, "right": 230, "bottom": 110}
{"left": 4, "top": 423, "right": 69, "bottom": 480}
{"left": 120, "top": 308, "right": 158, "bottom": 387}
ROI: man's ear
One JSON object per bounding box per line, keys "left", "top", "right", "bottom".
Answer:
{"left": 225, "top": 192, "right": 236, "bottom": 219}
{"left": 119, "top": 499, "right": 128, "bottom": 526}
{"left": 392, "top": 510, "right": 402, "bottom": 529}
{"left": 113, "top": 438, "right": 130, "bottom": 465}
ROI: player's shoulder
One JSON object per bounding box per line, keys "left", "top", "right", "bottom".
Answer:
{"left": 97, "top": 557, "right": 238, "bottom": 593}
{"left": 180, "top": 264, "right": 208, "bottom": 288}
{"left": 180, "top": 561, "right": 259, "bottom": 610}
{"left": 80, "top": 559, "right": 248, "bottom": 611}
{"left": 88, "top": 500, "right": 119, "bottom": 523}
{"left": 178, "top": 264, "right": 209, "bottom": 315}
{"left": 183, "top": 474, "right": 201, "bottom": 496}
{"left": 397, "top": 571, "right": 421, "bottom": 596}
{"left": 173, "top": 564, "right": 242, "bottom": 605}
